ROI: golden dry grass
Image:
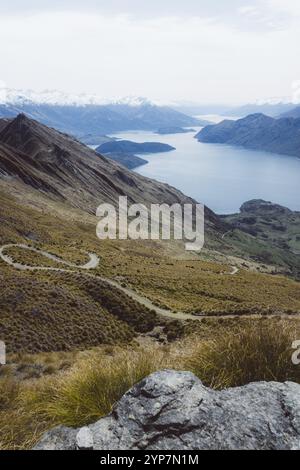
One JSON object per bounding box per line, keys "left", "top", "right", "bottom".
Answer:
{"left": 1, "top": 318, "right": 299, "bottom": 450}
{"left": 182, "top": 318, "right": 300, "bottom": 388}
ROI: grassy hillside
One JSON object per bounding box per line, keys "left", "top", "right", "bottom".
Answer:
{"left": 0, "top": 189, "right": 299, "bottom": 357}
{"left": 0, "top": 188, "right": 300, "bottom": 450}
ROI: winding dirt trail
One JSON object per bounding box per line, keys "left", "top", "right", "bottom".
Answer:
{"left": 0, "top": 243, "right": 270, "bottom": 323}
{"left": 0, "top": 244, "right": 100, "bottom": 271}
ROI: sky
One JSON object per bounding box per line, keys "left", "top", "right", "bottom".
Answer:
{"left": 0, "top": 0, "right": 299, "bottom": 105}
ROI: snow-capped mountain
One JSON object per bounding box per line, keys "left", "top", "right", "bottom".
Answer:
{"left": 0, "top": 86, "right": 154, "bottom": 107}
{"left": 0, "top": 87, "right": 201, "bottom": 142}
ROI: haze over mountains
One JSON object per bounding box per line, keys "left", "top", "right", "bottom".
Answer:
{"left": 196, "top": 113, "right": 300, "bottom": 158}
{"left": 173, "top": 100, "right": 298, "bottom": 119}
{"left": 0, "top": 89, "right": 203, "bottom": 142}
{"left": 224, "top": 102, "right": 297, "bottom": 119}
{"left": 280, "top": 106, "right": 300, "bottom": 119}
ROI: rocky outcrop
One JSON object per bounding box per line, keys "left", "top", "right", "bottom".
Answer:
{"left": 34, "top": 370, "right": 300, "bottom": 451}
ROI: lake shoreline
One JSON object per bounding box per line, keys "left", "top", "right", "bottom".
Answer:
{"left": 106, "top": 127, "right": 300, "bottom": 214}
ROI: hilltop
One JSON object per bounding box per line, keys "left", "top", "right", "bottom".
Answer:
{"left": 0, "top": 115, "right": 299, "bottom": 360}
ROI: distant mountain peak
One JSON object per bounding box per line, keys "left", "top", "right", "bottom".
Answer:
{"left": 109, "top": 96, "right": 154, "bottom": 107}
{"left": 0, "top": 87, "right": 155, "bottom": 108}
{"left": 0, "top": 91, "right": 201, "bottom": 137}
{"left": 238, "top": 113, "right": 273, "bottom": 122}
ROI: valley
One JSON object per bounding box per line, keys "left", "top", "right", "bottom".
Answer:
{"left": 0, "top": 113, "right": 299, "bottom": 450}
{"left": 1, "top": 0, "right": 300, "bottom": 453}
{"left": 0, "top": 178, "right": 299, "bottom": 358}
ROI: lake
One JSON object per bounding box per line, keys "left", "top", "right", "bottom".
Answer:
{"left": 109, "top": 128, "right": 300, "bottom": 214}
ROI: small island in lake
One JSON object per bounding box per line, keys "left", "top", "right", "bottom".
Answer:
{"left": 156, "top": 126, "right": 196, "bottom": 135}
{"left": 96, "top": 140, "right": 175, "bottom": 154}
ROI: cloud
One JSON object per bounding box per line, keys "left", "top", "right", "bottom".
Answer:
{"left": 0, "top": 3, "right": 299, "bottom": 104}
{"left": 292, "top": 80, "right": 300, "bottom": 104}
{"left": 0, "top": 80, "right": 7, "bottom": 102}
{"left": 237, "top": 1, "right": 293, "bottom": 30}
{"left": 267, "top": 0, "right": 300, "bottom": 18}
{"left": 0, "top": 1, "right": 249, "bottom": 18}
{"left": 238, "top": 6, "right": 262, "bottom": 17}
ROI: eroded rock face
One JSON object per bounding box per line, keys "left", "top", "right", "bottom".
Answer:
{"left": 34, "top": 370, "right": 300, "bottom": 451}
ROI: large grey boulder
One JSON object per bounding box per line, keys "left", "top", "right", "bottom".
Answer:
{"left": 34, "top": 370, "right": 300, "bottom": 450}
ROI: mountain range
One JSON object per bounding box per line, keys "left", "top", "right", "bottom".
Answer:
{"left": 0, "top": 89, "right": 204, "bottom": 142}
{"left": 0, "top": 114, "right": 299, "bottom": 452}
{"left": 0, "top": 114, "right": 299, "bottom": 275}
{"left": 0, "top": 114, "right": 186, "bottom": 209}
{"left": 196, "top": 113, "right": 300, "bottom": 158}
{"left": 0, "top": 114, "right": 224, "bottom": 239}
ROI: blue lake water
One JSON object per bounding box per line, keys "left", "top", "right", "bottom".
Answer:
{"left": 109, "top": 128, "right": 300, "bottom": 214}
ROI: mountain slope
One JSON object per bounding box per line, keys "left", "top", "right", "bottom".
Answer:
{"left": 0, "top": 118, "right": 9, "bottom": 132}
{"left": 224, "top": 200, "right": 300, "bottom": 254}
{"left": 102, "top": 152, "right": 148, "bottom": 170}
{"left": 0, "top": 114, "right": 224, "bottom": 236}
{"left": 196, "top": 114, "right": 300, "bottom": 158}
{"left": 222, "top": 200, "right": 300, "bottom": 276}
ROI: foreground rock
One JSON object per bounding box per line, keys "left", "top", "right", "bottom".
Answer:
{"left": 34, "top": 370, "right": 300, "bottom": 450}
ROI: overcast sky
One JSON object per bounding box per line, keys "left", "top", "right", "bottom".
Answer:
{"left": 0, "top": 0, "right": 299, "bottom": 104}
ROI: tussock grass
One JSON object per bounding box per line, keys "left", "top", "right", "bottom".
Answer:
{"left": 0, "top": 347, "right": 168, "bottom": 449}
{"left": 183, "top": 319, "right": 300, "bottom": 389}
{"left": 0, "top": 319, "right": 299, "bottom": 449}
{"left": 21, "top": 347, "right": 169, "bottom": 428}
{"left": 0, "top": 376, "right": 20, "bottom": 410}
